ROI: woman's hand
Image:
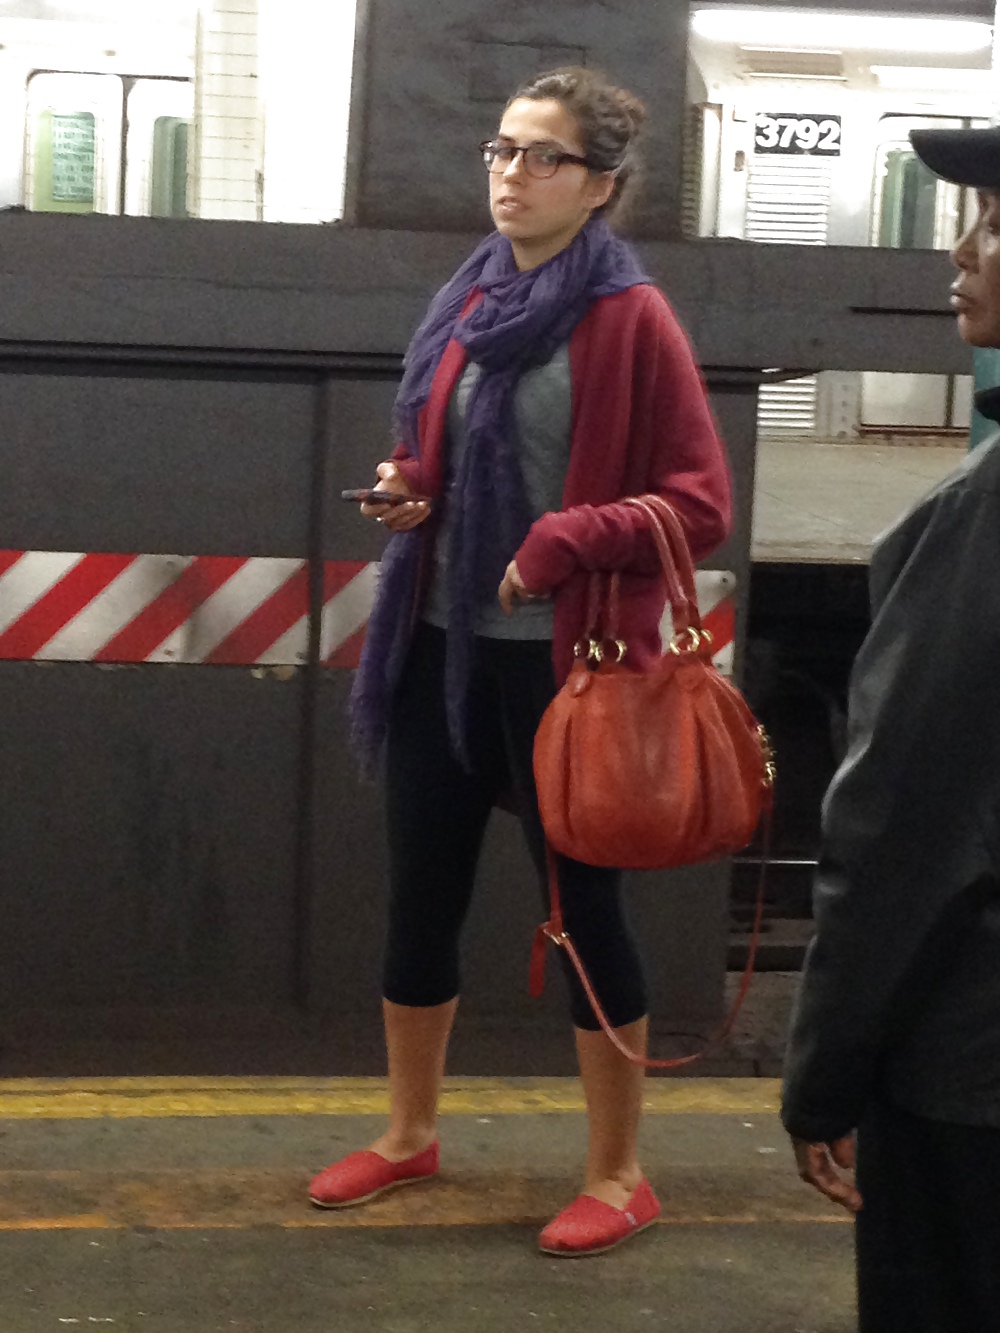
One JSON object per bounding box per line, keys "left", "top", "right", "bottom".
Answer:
{"left": 498, "top": 560, "right": 545, "bottom": 615}
{"left": 361, "top": 462, "right": 432, "bottom": 533}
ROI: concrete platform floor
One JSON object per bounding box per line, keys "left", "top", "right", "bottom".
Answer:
{"left": 0, "top": 1076, "right": 856, "bottom": 1333}
{"left": 752, "top": 438, "right": 965, "bottom": 563}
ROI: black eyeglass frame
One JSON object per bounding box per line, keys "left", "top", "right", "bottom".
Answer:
{"left": 478, "top": 139, "right": 598, "bottom": 179}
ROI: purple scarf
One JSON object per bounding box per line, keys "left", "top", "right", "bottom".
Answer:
{"left": 350, "top": 214, "right": 649, "bottom": 769}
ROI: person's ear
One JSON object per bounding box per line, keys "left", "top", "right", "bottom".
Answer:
{"left": 585, "top": 171, "right": 616, "bottom": 212}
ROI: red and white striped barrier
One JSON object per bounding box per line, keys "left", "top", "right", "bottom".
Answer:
{"left": 0, "top": 552, "right": 737, "bottom": 675}
{"left": 0, "top": 551, "right": 377, "bottom": 668}
{"left": 661, "top": 570, "right": 737, "bottom": 676}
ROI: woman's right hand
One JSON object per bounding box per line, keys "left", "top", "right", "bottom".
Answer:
{"left": 361, "top": 462, "right": 432, "bottom": 533}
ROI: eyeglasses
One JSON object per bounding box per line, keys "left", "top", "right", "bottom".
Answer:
{"left": 479, "top": 139, "right": 594, "bottom": 180}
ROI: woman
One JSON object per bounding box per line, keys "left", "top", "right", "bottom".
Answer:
{"left": 311, "top": 66, "right": 732, "bottom": 1257}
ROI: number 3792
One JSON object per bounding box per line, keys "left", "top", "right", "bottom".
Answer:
{"left": 754, "top": 114, "right": 842, "bottom": 156}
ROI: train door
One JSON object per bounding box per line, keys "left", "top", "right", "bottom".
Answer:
{"left": 862, "top": 115, "right": 979, "bottom": 436}
{"left": 124, "top": 79, "right": 194, "bottom": 218}
{"left": 24, "top": 71, "right": 192, "bottom": 218}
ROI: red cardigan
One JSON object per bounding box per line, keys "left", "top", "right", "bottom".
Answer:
{"left": 392, "top": 283, "right": 732, "bottom": 683}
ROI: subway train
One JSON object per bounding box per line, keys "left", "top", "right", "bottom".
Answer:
{"left": 686, "top": 10, "right": 990, "bottom": 441}
{"left": 0, "top": 4, "right": 195, "bottom": 217}
{"left": 0, "top": 2, "right": 353, "bottom": 224}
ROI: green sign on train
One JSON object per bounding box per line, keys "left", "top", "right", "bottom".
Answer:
{"left": 50, "top": 112, "right": 96, "bottom": 203}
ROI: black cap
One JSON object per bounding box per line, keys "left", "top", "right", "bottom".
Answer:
{"left": 910, "top": 127, "right": 1000, "bottom": 189}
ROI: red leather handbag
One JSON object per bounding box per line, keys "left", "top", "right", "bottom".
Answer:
{"left": 530, "top": 493, "right": 774, "bottom": 1067}
{"left": 534, "top": 494, "right": 773, "bottom": 869}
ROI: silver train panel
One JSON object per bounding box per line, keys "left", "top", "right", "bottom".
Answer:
{"left": 687, "top": 27, "right": 988, "bottom": 438}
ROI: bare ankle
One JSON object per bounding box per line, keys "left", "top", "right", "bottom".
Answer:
{"left": 584, "top": 1164, "right": 644, "bottom": 1204}
{"left": 370, "top": 1129, "right": 436, "bottom": 1162}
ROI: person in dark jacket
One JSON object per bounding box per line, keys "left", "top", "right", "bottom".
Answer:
{"left": 781, "top": 126, "right": 1000, "bottom": 1333}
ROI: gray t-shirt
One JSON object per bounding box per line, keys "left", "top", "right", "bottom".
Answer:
{"left": 422, "top": 344, "right": 572, "bottom": 639}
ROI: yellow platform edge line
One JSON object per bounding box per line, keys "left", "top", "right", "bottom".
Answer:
{"left": 0, "top": 1214, "right": 850, "bottom": 1231}
{"left": 0, "top": 1077, "right": 781, "bottom": 1119}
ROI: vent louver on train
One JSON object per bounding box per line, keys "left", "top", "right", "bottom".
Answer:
{"left": 745, "top": 156, "right": 832, "bottom": 245}
{"left": 746, "top": 154, "right": 831, "bottom": 436}
{"left": 738, "top": 47, "right": 845, "bottom": 79}
{"left": 757, "top": 378, "right": 819, "bottom": 439}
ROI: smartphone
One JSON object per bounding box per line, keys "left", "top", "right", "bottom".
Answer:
{"left": 341, "top": 488, "right": 431, "bottom": 506}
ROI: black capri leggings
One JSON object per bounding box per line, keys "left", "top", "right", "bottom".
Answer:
{"left": 383, "top": 622, "right": 648, "bottom": 1031}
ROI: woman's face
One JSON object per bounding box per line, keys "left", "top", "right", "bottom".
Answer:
{"left": 952, "top": 191, "right": 1000, "bottom": 347}
{"left": 488, "top": 96, "right": 614, "bottom": 270}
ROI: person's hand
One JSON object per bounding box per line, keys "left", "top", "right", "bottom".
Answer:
{"left": 361, "top": 461, "right": 431, "bottom": 533}
{"left": 790, "top": 1134, "right": 863, "bottom": 1213}
{"left": 498, "top": 560, "right": 544, "bottom": 615}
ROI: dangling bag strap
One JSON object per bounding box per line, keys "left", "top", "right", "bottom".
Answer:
{"left": 529, "top": 495, "right": 771, "bottom": 1068}
{"left": 530, "top": 833, "right": 770, "bottom": 1069}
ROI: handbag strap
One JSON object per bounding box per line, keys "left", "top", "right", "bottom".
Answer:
{"left": 623, "top": 494, "right": 701, "bottom": 639}
{"left": 583, "top": 495, "right": 702, "bottom": 650}
{"left": 529, "top": 826, "right": 770, "bottom": 1069}
{"left": 531, "top": 492, "right": 767, "bottom": 1066}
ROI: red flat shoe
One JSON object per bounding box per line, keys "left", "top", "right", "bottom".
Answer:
{"left": 538, "top": 1178, "right": 661, "bottom": 1256}
{"left": 309, "top": 1141, "right": 440, "bottom": 1209}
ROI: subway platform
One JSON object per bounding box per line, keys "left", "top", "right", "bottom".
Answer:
{"left": 0, "top": 1072, "right": 855, "bottom": 1333}
{"left": 752, "top": 437, "right": 964, "bottom": 563}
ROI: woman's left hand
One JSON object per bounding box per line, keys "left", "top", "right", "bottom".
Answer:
{"left": 498, "top": 560, "right": 543, "bottom": 616}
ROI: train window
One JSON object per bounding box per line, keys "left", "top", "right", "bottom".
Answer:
{"left": 24, "top": 72, "right": 123, "bottom": 215}
{"left": 877, "top": 151, "right": 939, "bottom": 249}
{"left": 150, "top": 119, "right": 188, "bottom": 219}
{"left": 872, "top": 117, "right": 980, "bottom": 251}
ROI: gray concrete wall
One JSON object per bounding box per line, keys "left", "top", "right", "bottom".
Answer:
{"left": 345, "top": 0, "right": 692, "bottom": 238}
{"left": 0, "top": 214, "right": 968, "bottom": 375}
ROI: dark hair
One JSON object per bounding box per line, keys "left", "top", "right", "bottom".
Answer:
{"left": 506, "top": 66, "right": 646, "bottom": 219}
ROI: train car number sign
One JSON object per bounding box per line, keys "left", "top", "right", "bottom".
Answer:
{"left": 754, "top": 113, "right": 842, "bottom": 156}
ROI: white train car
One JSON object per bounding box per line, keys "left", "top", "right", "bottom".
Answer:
{"left": 0, "top": 4, "right": 195, "bottom": 217}
{"left": 0, "top": 1, "right": 356, "bottom": 226}
{"left": 685, "top": 7, "right": 994, "bottom": 440}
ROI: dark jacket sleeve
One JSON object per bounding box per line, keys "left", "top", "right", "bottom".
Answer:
{"left": 781, "top": 466, "right": 1000, "bottom": 1143}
